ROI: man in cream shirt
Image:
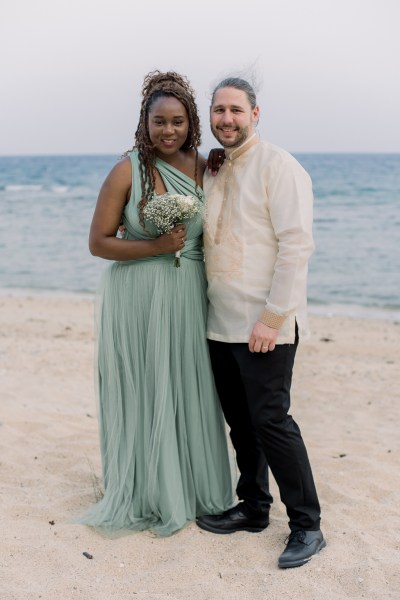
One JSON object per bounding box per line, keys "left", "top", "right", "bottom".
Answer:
{"left": 197, "top": 78, "right": 326, "bottom": 569}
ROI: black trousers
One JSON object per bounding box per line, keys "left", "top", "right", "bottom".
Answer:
{"left": 208, "top": 335, "right": 321, "bottom": 531}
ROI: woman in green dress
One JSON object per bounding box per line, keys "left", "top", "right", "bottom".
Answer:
{"left": 80, "top": 71, "right": 233, "bottom": 536}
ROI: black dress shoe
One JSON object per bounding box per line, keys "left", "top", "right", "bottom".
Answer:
{"left": 196, "top": 504, "right": 269, "bottom": 534}
{"left": 278, "top": 530, "right": 326, "bottom": 568}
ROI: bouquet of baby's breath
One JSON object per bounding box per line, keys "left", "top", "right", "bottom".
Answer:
{"left": 143, "top": 193, "right": 201, "bottom": 266}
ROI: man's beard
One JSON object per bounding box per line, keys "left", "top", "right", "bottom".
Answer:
{"left": 211, "top": 125, "right": 250, "bottom": 149}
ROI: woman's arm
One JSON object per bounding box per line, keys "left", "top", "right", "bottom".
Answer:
{"left": 89, "top": 157, "right": 185, "bottom": 261}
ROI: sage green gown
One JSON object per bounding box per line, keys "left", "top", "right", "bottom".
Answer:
{"left": 80, "top": 150, "right": 233, "bottom": 536}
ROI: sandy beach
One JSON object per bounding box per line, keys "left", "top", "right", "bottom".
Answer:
{"left": 1, "top": 293, "right": 399, "bottom": 600}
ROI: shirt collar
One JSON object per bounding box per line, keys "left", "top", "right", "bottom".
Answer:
{"left": 225, "top": 133, "right": 259, "bottom": 161}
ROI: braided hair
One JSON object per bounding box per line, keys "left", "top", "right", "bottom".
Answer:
{"left": 125, "top": 71, "right": 202, "bottom": 227}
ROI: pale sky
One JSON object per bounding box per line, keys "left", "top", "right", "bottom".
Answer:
{"left": 1, "top": 0, "right": 399, "bottom": 155}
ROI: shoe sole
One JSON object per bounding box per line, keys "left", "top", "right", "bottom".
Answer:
{"left": 278, "top": 539, "right": 327, "bottom": 569}
{"left": 196, "top": 520, "right": 269, "bottom": 535}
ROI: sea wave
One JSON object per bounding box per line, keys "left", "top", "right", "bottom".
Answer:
{"left": 3, "top": 184, "right": 69, "bottom": 193}
{"left": 5, "top": 184, "right": 43, "bottom": 191}
{"left": 1, "top": 153, "right": 399, "bottom": 314}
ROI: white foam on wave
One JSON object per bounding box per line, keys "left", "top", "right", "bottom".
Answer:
{"left": 0, "top": 286, "right": 95, "bottom": 301}
{"left": 309, "top": 302, "right": 400, "bottom": 322}
{"left": 5, "top": 184, "right": 69, "bottom": 193}
{"left": 51, "top": 185, "right": 69, "bottom": 193}
{"left": 6, "top": 184, "right": 43, "bottom": 191}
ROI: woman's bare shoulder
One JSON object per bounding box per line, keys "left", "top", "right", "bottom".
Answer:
{"left": 197, "top": 152, "right": 207, "bottom": 173}
{"left": 185, "top": 149, "right": 206, "bottom": 174}
{"left": 103, "top": 155, "right": 132, "bottom": 188}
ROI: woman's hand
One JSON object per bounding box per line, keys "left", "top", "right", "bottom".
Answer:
{"left": 154, "top": 224, "right": 186, "bottom": 255}
{"left": 207, "top": 148, "right": 225, "bottom": 176}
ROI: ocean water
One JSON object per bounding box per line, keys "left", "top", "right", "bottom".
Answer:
{"left": 0, "top": 153, "right": 399, "bottom": 319}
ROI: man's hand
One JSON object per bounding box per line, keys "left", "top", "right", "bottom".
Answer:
{"left": 248, "top": 321, "right": 279, "bottom": 353}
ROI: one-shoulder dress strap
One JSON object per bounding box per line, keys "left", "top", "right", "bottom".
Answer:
{"left": 155, "top": 157, "right": 205, "bottom": 201}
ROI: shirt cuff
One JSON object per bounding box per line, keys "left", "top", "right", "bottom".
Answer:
{"left": 258, "top": 309, "right": 286, "bottom": 330}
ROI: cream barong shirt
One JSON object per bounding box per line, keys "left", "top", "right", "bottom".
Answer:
{"left": 203, "top": 136, "right": 315, "bottom": 344}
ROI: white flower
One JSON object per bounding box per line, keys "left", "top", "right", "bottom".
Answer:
{"left": 143, "top": 193, "right": 201, "bottom": 234}
{"left": 143, "top": 193, "right": 202, "bottom": 266}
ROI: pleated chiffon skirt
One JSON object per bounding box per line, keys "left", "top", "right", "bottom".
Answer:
{"left": 78, "top": 256, "right": 233, "bottom": 536}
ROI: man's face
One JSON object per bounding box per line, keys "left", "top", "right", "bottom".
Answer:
{"left": 210, "top": 87, "right": 259, "bottom": 149}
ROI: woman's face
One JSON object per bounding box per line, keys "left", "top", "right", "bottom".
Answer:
{"left": 148, "top": 95, "right": 189, "bottom": 158}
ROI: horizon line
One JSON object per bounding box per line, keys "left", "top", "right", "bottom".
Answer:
{"left": 1, "top": 150, "right": 400, "bottom": 158}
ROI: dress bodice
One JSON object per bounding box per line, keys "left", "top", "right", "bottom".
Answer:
{"left": 123, "top": 150, "right": 204, "bottom": 245}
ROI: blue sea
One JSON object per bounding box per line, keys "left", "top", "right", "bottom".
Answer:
{"left": 0, "top": 153, "right": 399, "bottom": 319}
